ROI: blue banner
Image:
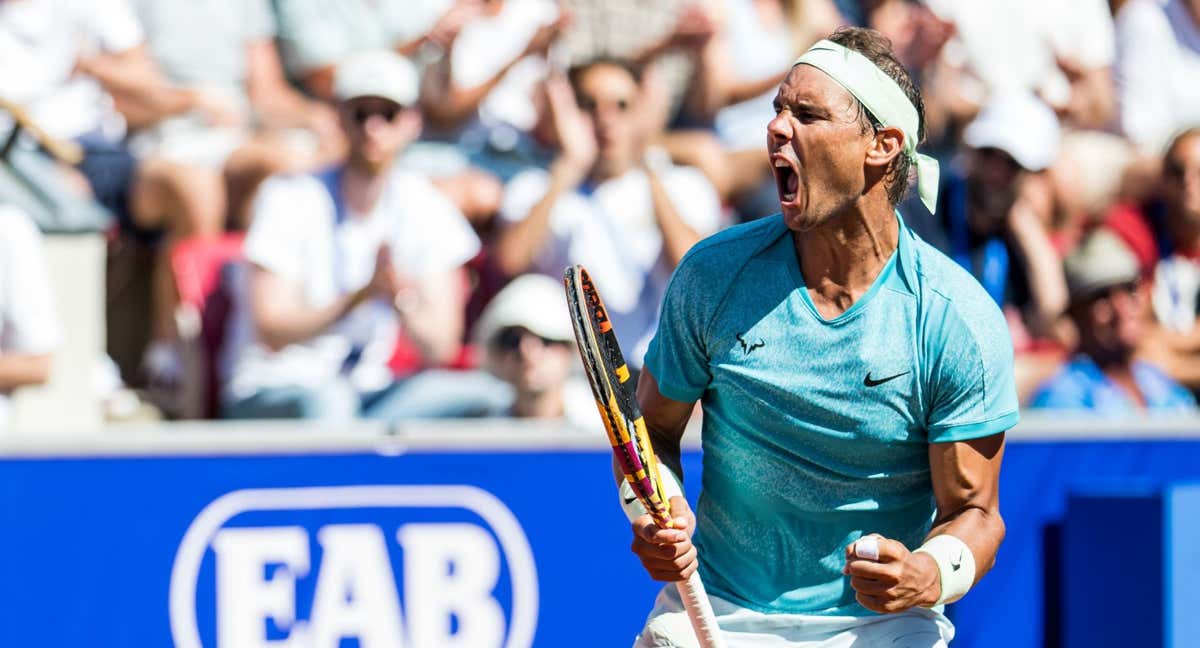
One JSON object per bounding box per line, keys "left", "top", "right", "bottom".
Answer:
{"left": 0, "top": 449, "right": 701, "bottom": 648}
{"left": 1, "top": 437, "right": 1199, "bottom": 647}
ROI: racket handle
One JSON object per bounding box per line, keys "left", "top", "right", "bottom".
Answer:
{"left": 675, "top": 571, "right": 726, "bottom": 648}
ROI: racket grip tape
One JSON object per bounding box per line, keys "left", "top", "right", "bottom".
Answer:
{"left": 676, "top": 572, "right": 726, "bottom": 648}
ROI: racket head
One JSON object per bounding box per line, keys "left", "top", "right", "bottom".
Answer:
{"left": 564, "top": 265, "right": 674, "bottom": 527}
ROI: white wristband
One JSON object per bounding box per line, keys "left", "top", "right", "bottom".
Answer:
{"left": 617, "top": 464, "right": 683, "bottom": 523}
{"left": 913, "top": 534, "right": 976, "bottom": 605}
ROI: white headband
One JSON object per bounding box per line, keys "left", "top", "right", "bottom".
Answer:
{"left": 793, "top": 39, "right": 939, "bottom": 213}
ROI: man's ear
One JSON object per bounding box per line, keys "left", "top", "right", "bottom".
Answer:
{"left": 865, "top": 126, "right": 905, "bottom": 170}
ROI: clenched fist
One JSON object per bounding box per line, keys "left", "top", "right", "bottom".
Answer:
{"left": 843, "top": 534, "right": 941, "bottom": 613}
{"left": 630, "top": 496, "right": 698, "bottom": 582}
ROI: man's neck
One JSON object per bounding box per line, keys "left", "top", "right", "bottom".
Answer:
{"left": 341, "top": 161, "right": 390, "bottom": 216}
{"left": 793, "top": 197, "right": 899, "bottom": 319}
{"left": 589, "top": 157, "right": 634, "bottom": 185}
{"left": 511, "top": 389, "right": 565, "bottom": 420}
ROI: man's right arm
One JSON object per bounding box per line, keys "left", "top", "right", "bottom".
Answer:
{"left": 637, "top": 368, "right": 693, "bottom": 483}
{"left": 627, "top": 368, "right": 701, "bottom": 582}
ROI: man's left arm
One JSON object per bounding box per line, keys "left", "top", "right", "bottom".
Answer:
{"left": 845, "top": 433, "right": 1006, "bottom": 613}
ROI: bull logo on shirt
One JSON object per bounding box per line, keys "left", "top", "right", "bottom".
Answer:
{"left": 736, "top": 332, "right": 765, "bottom": 355}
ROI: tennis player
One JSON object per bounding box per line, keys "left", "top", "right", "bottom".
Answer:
{"left": 623, "top": 27, "right": 1018, "bottom": 647}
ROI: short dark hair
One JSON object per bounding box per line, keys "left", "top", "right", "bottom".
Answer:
{"left": 1165, "top": 127, "right": 1200, "bottom": 180}
{"left": 567, "top": 57, "right": 643, "bottom": 92}
{"left": 827, "top": 27, "right": 926, "bottom": 205}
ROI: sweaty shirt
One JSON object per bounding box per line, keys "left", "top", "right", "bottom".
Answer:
{"left": 644, "top": 213, "right": 1018, "bottom": 616}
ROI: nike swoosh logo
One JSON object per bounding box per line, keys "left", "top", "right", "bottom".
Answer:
{"left": 951, "top": 549, "right": 964, "bottom": 571}
{"left": 623, "top": 496, "right": 638, "bottom": 505}
{"left": 863, "top": 371, "right": 910, "bottom": 387}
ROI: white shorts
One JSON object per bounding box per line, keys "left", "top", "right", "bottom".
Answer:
{"left": 633, "top": 585, "right": 955, "bottom": 648}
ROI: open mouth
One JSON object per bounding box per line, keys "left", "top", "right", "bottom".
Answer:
{"left": 773, "top": 155, "right": 800, "bottom": 204}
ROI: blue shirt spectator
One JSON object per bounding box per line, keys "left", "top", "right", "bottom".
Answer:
{"left": 1030, "top": 229, "right": 1197, "bottom": 413}
{"left": 1030, "top": 356, "right": 1196, "bottom": 413}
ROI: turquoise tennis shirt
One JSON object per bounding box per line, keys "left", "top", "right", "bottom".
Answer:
{"left": 644, "top": 213, "right": 1018, "bottom": 616}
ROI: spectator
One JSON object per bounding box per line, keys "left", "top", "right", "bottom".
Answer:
{"left": 493, "top": 58, "right": 722, "bottom": 366}
{"left": 569, "top": 3, "right": 728, "bottom": 205}
{"left": 922, "top": 0, "right": 1116, "bottom": 135}
{"left": 0, "top": 205, "right": 59, "bottom": 431}
{"left": 1114, "top": 0, "right": 1200, "bottom": 153}
{"left": 0, "top": 0, "right": 237, "bottom": 392}
{"left": 471, "top": 274, "right": 595, "bottom": 426}
{"left": 1030, "top": 229, "right": 1196, "bottom": 412}
{"left": 1137, "top": 127, "right": 1200, "bottom": 389}
{"left": 548, "top": 2, "right": 739, "bottom": 203}
{"left": 128, "top": 0, "right": 344, "bottom": 218}
{"left": 932, "top": 94, "right": 1069, "bottom": 349}
{"left": 221, "top": 51, "right": 482, "bottom": 421}
{"left": 273, "top": 0, "right": 505, "bottom": 225}
{"left": 419, "top": 0, "right": 564, "bottom": 136}
{"left": 415, "top": 0, "right": 570, "bottom": 189}
{"left": 1150, "top": 128, "right": 1200, "bottom": 335}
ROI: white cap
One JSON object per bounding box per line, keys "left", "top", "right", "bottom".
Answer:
{"left": 333, "top": 50, "right": 419, "bottom": 106}
{"left": 473, "top": 274, "right": 576, "bottom": 351}
{"left": 1064, "top": 229, "right": 1139, "bottom": 303}
{"left": 964, "top": 93, "right": 1061, "bottom": 171}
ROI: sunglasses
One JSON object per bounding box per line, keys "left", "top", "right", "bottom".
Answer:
{"left": 492, "top": 327, "right": 570, "bottom": 353}
{"left": 350, "top": 105, "right": 402, "bottom": 125}
{"left": 575, "top": 96, "right": 633, "bottom": 114}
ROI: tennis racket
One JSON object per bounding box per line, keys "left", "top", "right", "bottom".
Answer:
{"left": 564, "top": 264, "right": 725, "bottom": 648}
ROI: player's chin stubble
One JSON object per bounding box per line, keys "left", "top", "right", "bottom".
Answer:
{"left": 781, "top": 194, "right": 824, "bottom": 232}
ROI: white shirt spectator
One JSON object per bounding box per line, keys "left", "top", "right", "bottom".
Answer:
{"left": 1153, "top": 254, "right": 1200, "bottom": 334}
{"left": 1115, "top": 0, "right": 1200, "bottom": 152}
{"left": 924, "top": 0, "right": 1114, "bottom": 109}
{"left": 128, "top": 0, "right": 278, "bottom": 166}
{"left": 132, "top": 0, "right": 275, "bottom": 107}
{"left": 0, "top": 206, "right": 60, "bottom": 429}
{"left": 449, "top": 0, "right": 560, "bottom": 134}
{"left": 0, "top": 0, "right": 143, "bottom": 140}
{"left": 500, "top": 164, "right": 722, "bottom": 365}
{"left": 223, "top": 168, "right": 480, "bottom": 400}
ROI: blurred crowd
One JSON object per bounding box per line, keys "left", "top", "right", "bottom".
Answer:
{"left": 2, "top": 0, "right": 1200, "bottom": 430}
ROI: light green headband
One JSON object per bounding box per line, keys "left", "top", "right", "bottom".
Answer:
{"left": 793, "top": 39, "right": 939, "bottom": 213}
